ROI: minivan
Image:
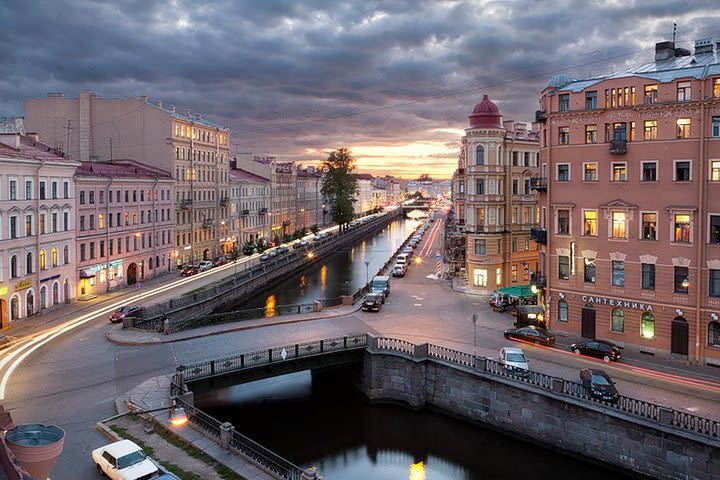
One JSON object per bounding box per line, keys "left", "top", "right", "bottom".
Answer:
{"left": 371, "top": 275, "right": 391, "bottom": 299}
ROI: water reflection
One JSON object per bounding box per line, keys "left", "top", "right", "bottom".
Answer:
{"left": 320, "top": 265, "right": 327, "bottom": 293}
{"left": 410, "top": 462, "right": 426, "bottom": 480}
{"left": 264, "top": 294, "right": 275, "bottom": 317}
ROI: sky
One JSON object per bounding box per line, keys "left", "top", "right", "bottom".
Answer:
{"left": 1, "top": 1, "right": 719, "bottom": 179}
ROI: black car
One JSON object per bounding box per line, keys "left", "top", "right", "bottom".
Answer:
{"left": 579, "top": 368, "right": 619, "bottom": 403}
{"left": 361, "top": 293, "right": 383, "bottom": 312}
{"left": 570, "top": 340, "right": 621, "bottom": 362}
{"left": 503, "top": 326, "right": 555, "bottom": 346}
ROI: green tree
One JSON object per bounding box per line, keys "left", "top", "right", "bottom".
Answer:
{"left": 242, "top": 241, "right": 255, "bottom": 256}
{"left": 256, "top": 238, "right": 269, "bottom": 253}
{"left": 321, "top": 147, "right": 359, "bottom": 233}
{"left": 228, "top": 244, "right": 242, "bottom": 274}
{"left": 310, "top": 224, "right": 320, "bottom": 235}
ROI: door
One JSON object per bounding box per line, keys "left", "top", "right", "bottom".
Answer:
{"left": 671, "top": 316, "right": 689, "bottom": 356}
{"left": 127, "top": 263, "right": 137, "bottom": 286}
{"left": 581, "top": 305, "right": 596, "bottom": 339}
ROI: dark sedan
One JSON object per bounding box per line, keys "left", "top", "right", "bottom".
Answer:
{"left": 570, "top": 340, "right": 621, "bottom": 362}
{"left": 503, "top": 326, "right": 555, "bottom": 346}
{"left": 579, "top": 368, "right": 619, "bottom": 403}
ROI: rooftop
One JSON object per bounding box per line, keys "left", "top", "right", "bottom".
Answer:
{"left": 75, "top": 159, "right": 172, "bottom": 179}
{"left": 229, "top": 168, "right": 269, "bottom": 183}
{"left": 0, "top": 134, "right": 77, "bottom": 164}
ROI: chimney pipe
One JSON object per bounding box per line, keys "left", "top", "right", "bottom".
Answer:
{"left": 694, "top": 38, "right": 714, "bottom": 55}
{"left": 140, "top": 95, "right": 148, "bottom": 103}
{"left": 170, "top": 105, "right": 176, "bottom": 113}
{"left": 182, "top": 109, "right": 190, "bottom": 117}
{"left": 655, "top": 41, "right": 675, "bottom": 61}
{"left": 156, "top": 100, "right": 163, "bottom": 108}
{"left": 196, "top": 113, "right": 202, "bottom": 120}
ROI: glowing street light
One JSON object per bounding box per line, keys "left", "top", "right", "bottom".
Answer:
{"left": 307, "top": 252, "right": 315, "bottom": 260}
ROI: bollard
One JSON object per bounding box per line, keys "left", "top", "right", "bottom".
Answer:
{"left": 163, "top": 318, "right": 170, "bottom": 335}
{"left": 220, "top": 422, "right": 233, "bottom": 449}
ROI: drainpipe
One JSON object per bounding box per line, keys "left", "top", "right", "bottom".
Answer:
{"left": 544, "top": 117, "right": 553, "bottom": 331}
{"left": 151, "top": 178, "right": 158, "bottom": 279}
{"left": 694, "top": 99, "right": 707, "bottom": 364}
{"left": 34, "top": 160, "right": 46, "bottom": 316}
{"left": 105, "top": 178, "right": 113, "bottom": 293}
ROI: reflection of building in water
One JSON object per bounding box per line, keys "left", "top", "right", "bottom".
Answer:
{"left": 264, "top": 294, "right": 276, "bottom": 317}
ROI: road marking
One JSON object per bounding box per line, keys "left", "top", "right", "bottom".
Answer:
{"left": 414, "top": 303, "right": 423, "bottom": 307}
{"left": 686, "top": 407, "right": 698, "bottom": 412}
{"left": 416, "top": 298, "right": 424, "bottom": 301}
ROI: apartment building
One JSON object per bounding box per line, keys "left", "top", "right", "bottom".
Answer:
{"left": 452, "top": 95, "right": 540, "bottom": 290}
{"left": 25, "top": 91, "right": 231, "bottom": 266}
{"left": 352, "top": 173, "right": 376, "bottom": 216}
{"left": 296, "top": 167, "right": 324, "bottom": 229}
{"left": 229, "top": 166, "right": 270, "bottom": 244}
{"left": 0, "top": 134, "right": 79, "bottom": 326}
{"left": 534, "top": 39, "right": 720, "bottom": 364}
{"left": 74, "top": 160, "right": 174, "bottom": 296}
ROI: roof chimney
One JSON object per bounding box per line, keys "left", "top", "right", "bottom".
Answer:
{"left": 182, "top": 109, "right": 190, "bottom": 117}
{"left": 26, "top": 133, "right": 39, "bottom": 142}
{"left": 140, "top": 95, "right": 148, "bottom": 103}
{"left": 694, "top": 38, "right": 714, "bottom": 55}
{"left": 196, "top": 113, "right": 202, "bottom": 120}
{"left": 156, "top": 100, "right": 163, "bottom": 108}
{"left": 169, "top": 105, "right": 176, "bottom": 113}
{"left": 0, "top": 134, "right": 21, "bottom": 149}
{"left": 655, "top": 41, "right": 675, "bottom": 61}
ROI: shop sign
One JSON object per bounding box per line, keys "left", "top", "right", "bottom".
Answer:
{"left": 15, "top": 279, "right": 32, "bottom": 292}
{"left": 581, "top": 295, "right": 653, "bottom": 311}
{"left": 0, "top": 286, "right": 7, "bottom": 296}
{"left": 88, "top": 259, "right": 123, "bottom": 274}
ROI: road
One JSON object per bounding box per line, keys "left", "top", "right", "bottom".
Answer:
{"left": 2, "top": 208, "right": 720, "bottom": 479}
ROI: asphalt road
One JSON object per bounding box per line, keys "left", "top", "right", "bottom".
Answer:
{"left": 3, "top": 210, "right": 720, "bottom": 479}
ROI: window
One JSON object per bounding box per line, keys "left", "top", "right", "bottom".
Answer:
{"left": 642, "top": 263, "right": 655, "bottom": 290}
{"left": 25, "top": 180, "right": 32, "bottom": 200}
{"left": 89, "top": 215, "right": 95, "bottom": 230}
{"left": 100, "top": 241, "right": 105, "bottom": 258}
{"left": 52, "top": 213, "right": 57, "bottom": 232}
{"left": 710, "top": 270, "right": 720, "bottom": 298}
{"left": 642, "top": 162, "right": 657, "bottom": 182}
{"left": 39, "top": 181, "right": 45, "bottom": 200}
{"left": 512, "top": 207, "right": 518, "bottom": 224}
{"left": 583, "top": 163, "right": 597, "bottom": 181}
{"left": 512, "top": 179, "right": 518, "bottom": 195}
{"left": 557, "top": 209, "right": 570, "bottom": 235}
{"left": 611, "top": 308, "right": 624, "bottom": 332}
{"left": 713, "top": 117, "right": 720, "bottom": 137}
{"left": 52, "top": 247, "right": 58, "bottom": 267}
{"left": 98, "top": 214, "right": 104, "bottom": 229}
{"left": 709, "top": 321, "right": 720, "bottom": 347}
{"left": 612, "top": 122, "right": 627, "bottom": 142}
{"left": 51, "top": 182, "right": 57, "bottom": 199}
{"left": 714, "top": 78, "right": 720, "bottom": 98}
{"left": 674, "top": 266, "right": 689, "bottom": 294}
{"left": 641, "top": 213, "right": 657, "bottom": 240}
{"left": 89, "top": 242, "right": 95, "bottom": 259}
{"left": 79, "top": 216, "right": 85, "bottom": 231}
{"left": 611, "top": 163, "right": 627, "bottom": 182}
{"left": 25, "top": 214, "right": 32, "bottom": 236}
{"left": 559, "top": 127, "right": 569, "bottom": 145}
{"left": 79, "top": 191, "right": 85, "bottom": 204}
{"left": 676, "top": 118, "right": 691, "bottom": 138}
{"left": 63, "top": 181, "right": 69, "bottom": 198}
{"left": 612, "top": 212, "right": 626, "bottom": 238}
{"left": 629, "top": 121, "right": 636, "bottom": 141}
{"left": 25, "top": 253, "right": 32, "bottom": 275}
{"left": 643, "top": 120, "right": 657, "bottom": 140}
{"left": 557, "top": 164, "right": 569, "bottom": 181}
{"left": 459, "top": 181, "right": 465, "bottom": 194}
{"left": 475, "top": 146, "right": 485, "bottom": 165}
{"left": 558, "top": 256, "right": 570, "bottom": 280}
{"left": 611, "top": 260, "right": 625, "bottom": 286}
{"left": 80, "top": 244, "right": 86, "bottom": 261}
{"left": 677, "top": 81, "right": 691, "bottom": 101}
{"left": 474, "top": 239, "right": 486, "bottom": 255}
{"left": 559, "top": 94, "right": 569, "bottom": 112}
{"left": 710, "top": 215, "right": 720, "bottom": 244}
{"left": 644, "top": 84, "right": 658, "bottom": 104}
{"left": 675, "top": 161, "right": 691, "bottom": 181}
{"left": 674, "top": 214, "right": 691, "bottom": 243}
{"left": 583, "top": 210, "right": 597, "bottom": 236}
{"left": 10, "top": 256, "right": 17, "bottom": 278}
{"left": 558, "top": 300, "right": 568, "bottom": 322}
{"left": 511, "top": 265, "right": 517, "bottom": 282}
{"left": 9, "top": 216, "right": 17, "bottom": 239}
{"left": 641, "top": 312, "right": 655, "bottom": 338}
{"left": 476, "top": 179, "right": 484, "bottom": 195}
{"left": 585, "top": 125, "right": 597, "bottom": 144}
{"left": 584, "top": 260, "right": 596, "bottom": 283}
{"left": 585, "top": 91, "right": 597, "bottom": 109}
{"left": 39, "top": 249, "right": 46, "bottom": 270}
{"left": 39, "top": 214, "right": 45, "bottom": 234}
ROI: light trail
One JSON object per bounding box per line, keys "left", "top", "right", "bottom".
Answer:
{"left": 419, "top": 218, "right": 442, "bottom": 257}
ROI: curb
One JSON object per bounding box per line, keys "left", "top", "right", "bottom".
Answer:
{"left": 106, "top": 306, "right": 362, "bottom": 346}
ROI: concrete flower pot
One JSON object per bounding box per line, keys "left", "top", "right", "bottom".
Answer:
{"left": 5, "top": 424, "right": 65, "bottom": 480}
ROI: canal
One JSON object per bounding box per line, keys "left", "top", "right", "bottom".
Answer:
{"left": 197, "top": 369, "right": 636, "bottom": 479}
{"left": 232, "top": 217, "right": 421, "bottom": 310}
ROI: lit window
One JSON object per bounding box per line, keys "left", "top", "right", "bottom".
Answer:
{"left": 674, "top": 266, "right": 689, "bottom": 294}
{"left": 714, "top": 79, "right": 720, "bottom": 98}
{"left": 40, "top": 250, "right": 46, "bottom": 270}
{"left": 585, "top": 125, "right": 597, "bottom": 144}
{"left": 612, "top": 212, "right": 626, "bottom": 238}
{"left": 611, "top": 163, "right": 627, "bottom": 181}
{"left": 677, "top": 81, "right": 691, "bottom": 101}
{"left": 643, "top": 120, "right": 657, "bottom": 140}
{"left": 583, "top": 210, "right": 597, "bottom": 236}
{"left": 558, "top": 127, "right": 570, "bottom": 145}
{"left": 583, "top": 163, "right": 597, "bottom": 181}
{"left": 674, "top": 214, "right": 691, "bottom": 243}
{"left": 644, "top": 84, "right": 657, "bottom": 104}
{"left": 676, "top": 118, "right": 691, "bottom": 138}
{"left": 711, "top": 160, "right": 720, "bottom": 181}
{"left": 641, "top": 313, "right": 655, "bottom": 338}
{"left": 642, "top": 213, "right": 657, "bottom": 240}
{"left": 611, "top": 308, "right": 624, "bottom": 332}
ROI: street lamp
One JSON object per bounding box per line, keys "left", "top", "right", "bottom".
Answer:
{"left": 469, "top": 313, "right": 478, "bottom": 359}
{"left": 364, "top": 260, "right": 370, "bottom": 285}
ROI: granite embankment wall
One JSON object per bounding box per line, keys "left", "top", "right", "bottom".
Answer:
{"left": 359, "top": 337, "right": 720, "bottom": 480}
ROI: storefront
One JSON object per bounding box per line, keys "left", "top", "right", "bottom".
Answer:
{"left": 78, "top": 260, "right": 124, "bottom": 296}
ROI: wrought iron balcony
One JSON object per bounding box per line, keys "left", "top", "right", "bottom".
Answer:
{"left": 259, "top": 207, "right": 268, "bottom": 214}
{"left": 219, "top": 197, "right": 229, "bottom": 207}
{"left": 530, "top": 227, "right": 547, "bottom": 243}
{"left": 530, "top": 272, "right": 546, "bottom": 288}
{"left": 529, "top": 177, "right": 547, "bottom": 191}
{"left": 202, "top": 218, "right": 214, "bottom": 228}
{"left": 241, "top": 209, "right": 250, "bottom": 216}
{"left": 610, "top": 140, "right": 627, "bottom": 154}
{"left": 180, "top": 199, "right": 193, "bottom": 209}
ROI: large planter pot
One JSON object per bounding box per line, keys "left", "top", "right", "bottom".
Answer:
{"left": 5, "top": 424, "right": 65, "bottom": 480}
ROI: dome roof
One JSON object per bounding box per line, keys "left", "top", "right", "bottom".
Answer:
{"left": 468, "top": 95, "right": 503, "bottom": 129}
{"left": 546, "top": 73, "right": 576, "bottom": 89}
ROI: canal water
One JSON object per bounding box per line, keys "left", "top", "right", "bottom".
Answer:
{"left": 233, "top": 217, "right": 422, "bottom": 310}
{"left": 197, "top": 369, "right": 635, "bottom": 480}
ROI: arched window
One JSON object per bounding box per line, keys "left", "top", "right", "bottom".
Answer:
{"left": 39, "top": 249, "right": 46, "bottom": 270}
{"left": 63, "top": 245, "right": 69, "bottom": 264}
{"left": 557, "top": 299, "right": 568, "bottom": 322}
{"left": 709, "top": 321, "right": 720, "bottom": 347}
{"left": 476, "top": 145, "right": 485, "bottom": 166}
{"left": 641, "top": 312, "right": 655, "bottom": 339}
{"left": 26, "top": 252, "right": 33, "bottom": 275}
{"left": 52, "top": 247, "right": 58, "bottom": 267}
{"left": 10, "top": 255, "right": 17, "bottom": 278}
{"left": 611, "top": 308, "right": 624, "bottom": 332}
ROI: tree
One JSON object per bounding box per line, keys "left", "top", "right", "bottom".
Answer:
{"left": 256, "top": 238, "right": 269, "bottom": 253}
{"left": 321, "top": 147, "right": 359, "bottom": 233}
{"left": 242, "top": 241, "right": 255, "bottom": 256}
{"left": 310, "top": 224, "right": 320, "bottom": 235}
{"left": 228, "top": 244, "right": 241, "bottom": 274}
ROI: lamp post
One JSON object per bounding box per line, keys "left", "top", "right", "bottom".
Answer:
{"left": 469, "top": 312, "right": 478, "bottom": 359}
{"left": 364, "top": 260, "right": 370, "bottom": 286}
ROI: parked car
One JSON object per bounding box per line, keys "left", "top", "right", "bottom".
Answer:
{"left": 109, "top": 305, "right": 142, "bottom": 324}
{"left": 197, "top": 260, "right": 213, "bottom": 271}
{"left": 212, "top": 256, "right": 228, "bottom": 267}
{"left": 361, "top": 293, "right": 383, "bottom": 312}
{"left": 156, "top": 475, "right": 181, "bottom": 480}
{"left": 503, "top": 326, "right": 555, "bottom": 346}
{"left": 579, "top": 368, "right": 619, "bottom": 402}
{"left": 402, "top": 247, "right": 414, "bottom": 257}
{"left": 276, "top": 246, "right": 290, "bottom": 254}
{"left": 571, "top": 340, "right": 621, "bottom": 362}
{"left": 371, "top": 275, "right": 391, "bottom": 299}
{"left": 259, "top": 253, "right": 271, "bottom": 261}
{"left": 499, "top": 347, "right": 529, "bottom": 375}
{"left": 293, "top": 241, "right": 304, "bottom": 249}
{"left": 180, "top": 265, "right": 198, "bottom": 276}
{"left": 392, "top": 263, "right": 407, "bottom": 277}
{"left": 91, "top": 439, "right": 159, "bottom": 480}
{"left": 396, "top": 253, "right": 409, "bottom": 265}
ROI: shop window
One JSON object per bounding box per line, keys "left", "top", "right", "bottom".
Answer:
{"left": 709, "top": 321, "right": 720, "bottom": 347}
{"left": 611, "top": 308, "right": 624, "bottom": 332}
{"left": 674, "top": 266, "right": 689, "bottom": 294}
{"left": 558, "top": 300, "right": 568, "bottom": 322}
{"left": 641, "top": 313, "right": 655, "bottom": 339}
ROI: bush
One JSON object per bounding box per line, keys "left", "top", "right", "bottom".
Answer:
{"left": 310, "top": 224, "right": 320, "bottom": 234}
{"left": 242, "top": 241, "right": 255, "bottom": 256}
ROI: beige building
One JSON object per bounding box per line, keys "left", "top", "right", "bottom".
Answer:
{"left": 74, "top": 160, "right": 174, "bottom": 297}
{"left": 0, "top": 134, "right": 79, "bottom": 326}
{"left": 296, "top": 167, "right": 324, "bottom": 229}
{"left": 352, "top": 173, "right": 375, "bottom": 216}
{"left": 25, "top": 91, "right": 231, "bottom": 266}
{"left": 229, "top": 166, "right": 270, "bottom": 244}
{"left": 452, "top": 95, "right": 541, "bottom": 290}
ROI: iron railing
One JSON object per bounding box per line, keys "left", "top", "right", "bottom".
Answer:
{"left": 673, "top": 411, "right": 720, "bottom": 439}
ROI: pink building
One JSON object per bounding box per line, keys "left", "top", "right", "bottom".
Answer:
{"left": 74, "top": 160, "right": 174, "bottom": 297}
{"left": 535, "top": 39, "right": 720, "bottom": 365}
{"left": 0, "top": 134, "right": 79, "bottom": 326}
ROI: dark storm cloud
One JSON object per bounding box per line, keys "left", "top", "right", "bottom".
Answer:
{"left": 1, "top": 0, "right": 718, "bottom": 176}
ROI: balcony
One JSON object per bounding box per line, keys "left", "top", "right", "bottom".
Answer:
{"left": 535, "top": 110, "right": 547, "bottom": 122}
{"left": 219, "top": 197, "right": 229, "bottom": 207}
{"left": 241, "top": 209, "right": 250, "bottom": 216}
{"left": 609, "top": 140, "right": 627, "bottom": 154}
{"left": 530, "top": 272, "right": 547, "bottom": 288}
{"left": 530, "top": 227, "right": 547, "bottom": 243}
{"left": 529, "top": 177, "right": 547, "bottom": 191}
{"left": 259, "top": 207, "right": 268, "bottom": 214}
{"left": 202, "top": 218, "right": 214, "bottom": 228}
{"left": 180, "top": 199, "right": 193, "bottom": 209}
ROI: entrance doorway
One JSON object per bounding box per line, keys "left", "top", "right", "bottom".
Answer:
{"left": 581, "top": 304, "right": 596, "bottom": 339}
{"left": 64, "top": 279, "right": 70, "bottom": 303}
{"left": 0, "top": 299, "right": 6, "bottom": 328}
{"left": 127, "top": 263, "right": 138, "bottom": 286}
{"left": 671, "top": 316, "right": 689, "bottom": 356}
{"left": 473, "top": 269, "right": 487, "bottom": 287}
{"left": 26, "top": 291, "right": 34, "bottom": 317}
{"left": 203, "top": 249, "right": 210, "bottom": 260}
{"left": 10, "top": 296, "right": 19, "bottom": 321}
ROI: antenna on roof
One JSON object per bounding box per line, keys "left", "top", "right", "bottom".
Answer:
{"left": 672, "top": 22, "right": 677, "bottom": 43}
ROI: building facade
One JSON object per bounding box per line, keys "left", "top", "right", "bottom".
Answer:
{"left": 25, "top": 91, "right": 231, "bottom": 266}
{"left": 452, "top": 95, "right": 540, "bottom": 291}
{"left": 229, "top": 167, "right": 270, "bottom": 244}
{"left": 353, "top": 173, "right": 375, "bottom": 216}
{"left": 74, "top": 160, "right": 174, "bottom": 297}
{"left": 0, "top": 134, "right": 79, "bottom": 326}
{"left": 535, "top": 39, "right": 720, "bottom": 364}
{"left": 296, "top": 167, "right": 324, "bottom": 229}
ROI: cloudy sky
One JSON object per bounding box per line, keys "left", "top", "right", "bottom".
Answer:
{"left": 1, "top": 1, "right": 718, "bottom": 178}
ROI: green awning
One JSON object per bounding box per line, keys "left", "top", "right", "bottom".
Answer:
{"left": 495, "top": 284, "right": 536, "bottom": 299}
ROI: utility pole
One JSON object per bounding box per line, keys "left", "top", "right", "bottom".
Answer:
{"left": 64, "top": 121, "right": 72, "bottom": 157}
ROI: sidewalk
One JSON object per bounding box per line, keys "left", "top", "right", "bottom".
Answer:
{"left": 107, "top": 304, "right": 361, "bottom": 345}
{"left": 449, "top": 276, "right": 494, "bottom": 297}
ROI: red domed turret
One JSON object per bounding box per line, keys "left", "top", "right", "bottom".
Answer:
{"left": 468, "top": 94, "right": 503, "bottom": 128}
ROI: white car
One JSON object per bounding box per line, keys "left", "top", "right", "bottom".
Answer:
{"left": 92, "top": 439, "right": 159, "bottom": 479}
{"left": 392, "top": 263, "right": 407, "bottom": 277}
{"left": 499, "top": 347, "right": 529, "bottom": 375}
{"left": 197, "top": 260, "right": 213, "bottom": 271}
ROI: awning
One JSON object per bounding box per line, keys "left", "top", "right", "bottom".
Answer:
{"left": 495, "top": 284, "right": 536, "bottom": 299}
{"left": 79, "top": 269, "right": 95, "bottom": 279}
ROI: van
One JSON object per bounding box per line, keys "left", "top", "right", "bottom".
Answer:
{"left": 371, "top": 275, "right": 391, "bottom": 298}
{"left": 396, "top": 254, "right": 409, "bottom": 265}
